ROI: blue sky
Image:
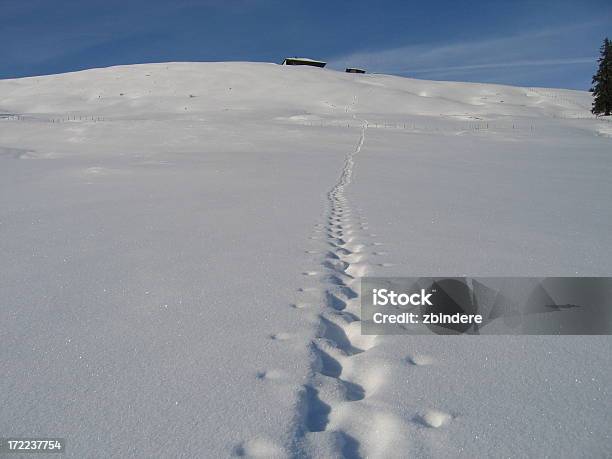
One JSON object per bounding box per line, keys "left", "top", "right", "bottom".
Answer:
{"left": 1, "top": 0, "right": 611, "bottom": 89}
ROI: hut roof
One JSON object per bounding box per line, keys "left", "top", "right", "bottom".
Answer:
{"left": 282, "top": 57, "right": 327, "bottom": 67}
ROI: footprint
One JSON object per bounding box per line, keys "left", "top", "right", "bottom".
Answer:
{"left": 256, "top": 369, "right": 288, "bottom": 381}
{"left": 416, "top": 409, "right": 452, "bottom": 428}
{"left": 335, "top": 431, "right": 361, "bottom": 458}
{"left": 319, "top": 316, "right": 363, "bottom": 355}
{"left": 342, "top": 379, "right": 366, "bottom": 401}
{"left": 329, "top": 237, "right": 346, "bottom": 246}
{"left": 331, "top": 285, "right": 358, "bottom": 300}
{"left": 233, "top": 438, "right": 284, "bottom": 457}
{"left": 270, "top": 332, "right": 292, "bottom": 341}
{"left": 290, "top": 302, "right": 311, "bottom": 309}
{"left": 322, "top": 259, "right": 349, "bottom": 272}
{"left": 324, "top": 291, "right": 347, "bottom": 311}
{"left": 311, "top": 343, "right": 343, "bottom": 378}
{"left": 407, "top": 355, "right": 434, "bottom": 366}
{"left": 303, "top": 385, "right": 331, "bottom": 432}
{"left": 325, "top": 274, "right": 352, "bottom": 287}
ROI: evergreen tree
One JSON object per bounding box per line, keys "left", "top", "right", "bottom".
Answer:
{"left": 591, "top": 37, "right": 612, "bottom": 116}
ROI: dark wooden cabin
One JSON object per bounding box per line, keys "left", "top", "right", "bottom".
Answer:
{"left": 282, "top": 57, "right": 326, "bottom": 68}
{"left": 345, "top": 68, "right": 366, "bottom": 74}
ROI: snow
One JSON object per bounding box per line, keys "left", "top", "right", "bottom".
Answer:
{"left": 0, "top": 62, "right": 610, "bottom": 457}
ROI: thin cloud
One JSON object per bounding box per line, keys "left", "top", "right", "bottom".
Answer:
{"left": 329, "top": 22, "right": 603, "bottom": 83}
{"left": 404, "top": 58, "right": 597, "bottom": 75}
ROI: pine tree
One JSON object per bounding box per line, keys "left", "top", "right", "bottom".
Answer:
{"left": 591, "top": 37, "right": 612, "bottom": 116}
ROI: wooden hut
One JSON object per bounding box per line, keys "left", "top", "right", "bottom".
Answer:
{"left": 281, "top": 57, "right": 326, "bottom": 68}
{"left": 345, "top": 68, "right": 366, "bottom": 74}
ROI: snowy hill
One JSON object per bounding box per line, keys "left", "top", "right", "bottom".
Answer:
{"left": 1, "top": 63, "right": 611, "bottom": 458}
{"left": 0, "top": 61, "right": 598, "bottom": 119}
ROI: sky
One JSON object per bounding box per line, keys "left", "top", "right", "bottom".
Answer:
{"left": 1, "top": 0, "right": 611, "bottom": 89}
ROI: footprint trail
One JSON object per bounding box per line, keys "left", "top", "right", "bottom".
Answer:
{"left": 290, "top": 116, "right": 406, "bottom": 458}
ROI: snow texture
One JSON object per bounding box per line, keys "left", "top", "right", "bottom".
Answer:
{"left": 1, "top": 62, "right": 611, "bottom": 458}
